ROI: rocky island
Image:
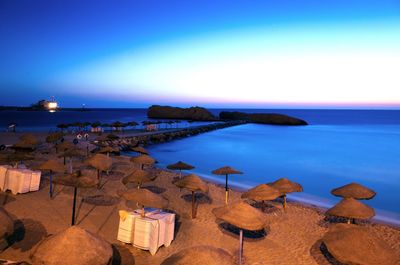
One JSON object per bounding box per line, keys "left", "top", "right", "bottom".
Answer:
{"left": 147, "top": 105, "right": 308, "bottom": 125}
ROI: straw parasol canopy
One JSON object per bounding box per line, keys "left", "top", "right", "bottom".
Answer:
{"left": 37, "top": 159, "right": 66, "bottom": 197}
{"left": 121, "top": 188, "right": 168, "bottom": 217}
{"left": 37, "top": 159, "right": 66, "bottom": 173}
{"left": 122, "top": 169, "right": 155, "bottom": 188}
{"left": 326, "top": 198, "right": 375, "bottom": 222}
{"left": 213, "top": 201, "right": 267, "bottom": 265}
{"left": 46, "top": 131, "right": 64, "bottom": 144}
{"left": 212, "top": 166, "right": 242, "bottom": 205}
{"left": 98, "top": 146, "right": 119, "bottom": 155}
{"left": 174, "top": 174, "right": 209, "bottom": 219}
{"left": 242, "top": 184, "right": 281, "bottom": 201}
{"left": 130, "top": 146, "right": 149, "bottom": 155}
{"left": 212, "top": 166, "right": 242, "bottom": 176}
{"left": 212, "top": 201, "right": 267, "bottom": 231}
{"left": 86, "top": 154, "right": 112, "bottom": 171}
{"left": 130, "top": 154, "right": 155, "bottom": 169}
{"left": 241, "top": 184, "right": 281, "bottom": 212}
{"left": 31, "top": 226, "right": 113, "bottom": 265}
{"left": 175, "top": 174, "right": 208, "bottom": 193}
{"left": 167, "top": 161, "right": 195, "bottom": 179}
{"left": 57, "top": 141, "right": 75, "bottom": 152}
{"left": 0, "top": 207, "right": 14, "bottom": 243}
{"left": 331, "top": 182, "right": 376, "bottom": 200}
{"left": 85, "top": 154, "right": 112, "bottom": 186}
{"left": 167, "top": 161, "right": 195, "bottom": 171}
{"left": 161, "top": 245, "right": 234, "bottom": 265}
{"left": 267, "top": 178, "right": 303, "bottom": 209}
{"left": 5, "top": 152, "right": 35, "bottom": 165}
{"left": 53, "top": 172, "right": 99, "bottom": 226}
{"left": 19, "top": 133, "right": 39, "bottom": 146}
{"left": 322, "top": 224, "right": 399, "bottom": 265}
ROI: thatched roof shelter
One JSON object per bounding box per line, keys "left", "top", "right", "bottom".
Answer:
{"left": 212, "top": 166, "right": 242, "bottom": 176}
{"left": 122, "top": 188, "right": 168, "bottom": 209}
{"left": 31, "top": 226, "right": 113, "bottom": 265}
{"left": 130, "top": 146, "right": 149, "bottom": 155}
{"left": 267, "top": 178, "right": 303, "bottom": 209}
{"left": 46, "top": 132, "right": 64, "bottom": 143}
{"left": 267, "top": 178, "right": 303, "bottom": 194}
{"left": 331, "top": 182, "right": 376, "bottom": 200}
{"left": 212, "top": 201, "right": 267, "bottom": 231}
{"left": 122, "top": 169, "right": 155, "bottom": 188}
{"left": 211, "top": 166, "right": 242, "bottom": 205}
{"left": 85, "top": 154, "right": 112, "bottom": 172}
{"left": 241, "top": 184, "right": 281, "bottom": 201}
{"left": 37, "top": 159, "right": 66, "bottom": 173}
{"left": 322, "top": 224, "right": 399, "bottom": 265}
{"left": 174, "top": 174, "right": 209, "bottom": 219}
{"left": 167, "top": 161, "right": 195, "bottom": 171}
{"left": 174, "top": 174, "right": 208, "bottom": 193}
{"left": 213, "top": 201, "right": 268, "bottom": 265}
{"left": 57, "top": 141, "right": 75, "bottom": 152}
{"left": 130, "top": 154, "right": 155, "bottom": 165}
{"left": 326, "top": 197, "right": 375, "bottom": 220}
{"left": 161, "top": 245, "right": 234, "bottom": 265}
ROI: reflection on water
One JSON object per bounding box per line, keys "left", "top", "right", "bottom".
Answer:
{"left": 146, "top": 121, "right": 400, "bottom": 225}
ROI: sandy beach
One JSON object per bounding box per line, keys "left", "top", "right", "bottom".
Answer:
{"left": 1, "top": 132, "right": 399, "bottom": 265}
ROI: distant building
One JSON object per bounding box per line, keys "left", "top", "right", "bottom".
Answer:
{"left": 35, "top": 97, "right": 58, "bottom": 111}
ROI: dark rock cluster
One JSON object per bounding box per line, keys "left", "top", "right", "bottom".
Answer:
{"left": 219, "top": 111, "right": 308, "bottom": 125}
{"left": 147, "top": 105, "right": 216, "bottom": 121}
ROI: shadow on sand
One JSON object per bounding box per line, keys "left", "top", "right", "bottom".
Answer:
{"left": 7, "top": 218, "right": 47, "bottom": 252}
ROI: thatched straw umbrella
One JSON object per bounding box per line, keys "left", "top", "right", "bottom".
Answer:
{"left": 46, "top": 132, "right": 64, "bottom": 154}
{"left": 122, "top": 169, "right": 155, "bottom": 189}
{"left": 57, "top": 141, "right": 74, "bottom": 154}
{"left": 211, "top": 166, "right": 242, "bottom": 205}
{"left": 10, "top": 139, "right": 37, "bottom": 152}
{"left": 267, "top": 178, "right": 303, "bottom": 210}
{"left": 161, "top": 245, "right": 234, "bottom": 265}
{"left": 331, "top": 182, "right": 376, "bottom": 200}
{"left": 59, "top": 147, "right": 86, "bottom": 172}
{"left": 167, "top": 161, "right": 194, "bottom": 179}
{"left": 85, "top": 154, "right": 112, "bottom": 187}
{"left": 31, "top": 226, "right": 113, "bottom": 265}
{"left": 5, "top": 152, "right": 34, "bottom": 167}
{"left": 121, "top": 188, "right": 168, "bottom": 217}
{"left": 53, "top": 172, "right": 98, "bottom": 225}
{"left": 0, "top": 207, "right": 14, "bottom": 252}
{"left": 37, "top": 159, "right": 66, "bottom": 198}
{"left": 98, "top": 146, "right": 119, "bottom": 156}
{"left": 241, "top": 184, "right": 281, "bottom": 212}
{"left": 130, "top": 146, "right": 149, "bottom": 155}
{"left": 174, "top": 174, "right": 209, "bottom": 219}
{"left": 326, "top": 197, "right": 375, "bottom": 224}
{"left": 130, "top": 154, "right": 155, "bottom": 170}
{"left": 322, "top": 224, "right": 399, "bottom": 265}
{"left": 19, "top": 134, "right": 39, "bottom": 146}
{"left": 212, "top": 202, "right": 268, "bottom": 265}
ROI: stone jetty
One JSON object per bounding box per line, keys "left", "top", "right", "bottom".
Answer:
{"left": 93, "top": 120, "right": 246, "bottom": 150}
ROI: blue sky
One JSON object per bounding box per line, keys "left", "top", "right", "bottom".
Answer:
{"left": 0, "top": 0, "right": 399, "bottom": 108}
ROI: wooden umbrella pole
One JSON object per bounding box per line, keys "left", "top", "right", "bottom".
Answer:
{"left": 191, "top": 191, "right": 195, "bottom": 219}
{"left": 283, "top": 194, "right": 287, "bottom": 210}
{"left": 71, "top": 186, "right": 78, "bottom": 226}
{"left": 225, "top": 174, "right": 229, "bottom": 205}
{"left": 239, "top": 229, "right": 243, "bottom": 265}
{"left": 141, "top": 206, "right": 145, "bottom": 217}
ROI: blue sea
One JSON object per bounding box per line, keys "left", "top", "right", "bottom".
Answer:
{"left": 1, "top": 108, "right": 399, "bottom": 225}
